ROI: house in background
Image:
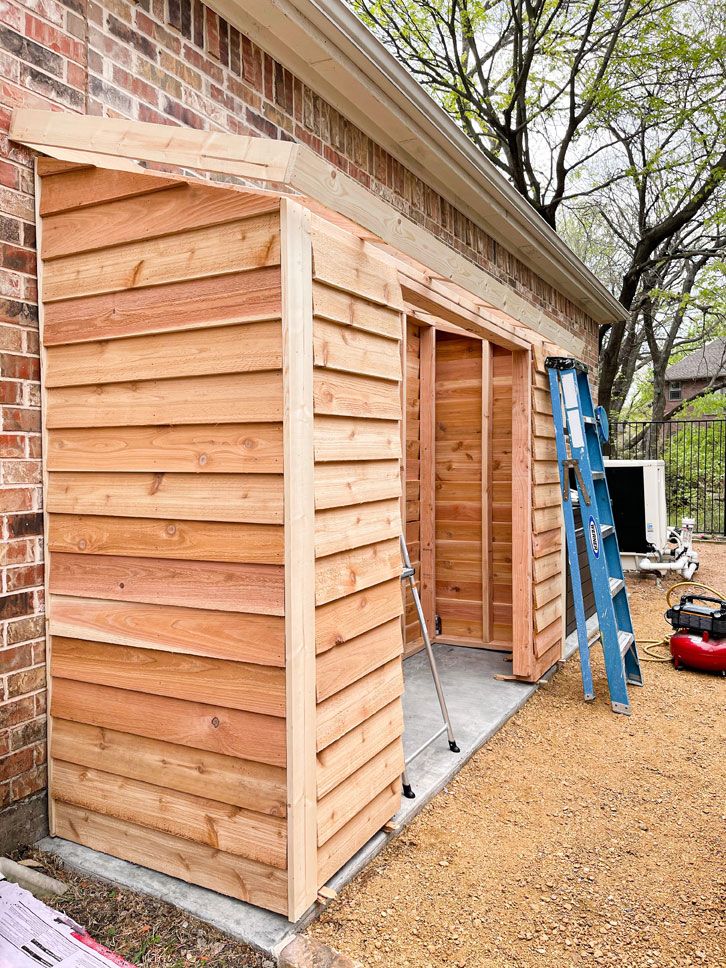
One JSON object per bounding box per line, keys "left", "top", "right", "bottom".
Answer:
{"left": 664, "top": 338, "right": 726, "bottom": 416}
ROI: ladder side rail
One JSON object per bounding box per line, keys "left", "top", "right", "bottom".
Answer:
{"left": 547, "top": 368, "right": 595, "bottom": 700}
{"left": 561, "top": 370, "right": 632, "bottom": 712}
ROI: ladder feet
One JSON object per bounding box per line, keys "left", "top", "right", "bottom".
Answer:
{"left": 402, "top": 783, "right": 416, "bottom": 799}
{"left": 449, "top": 741, "right": 460, "bottom": 753}
{"left": 610, "top": 701, "right": 631, "bottom": 715}
{"left": 584, "top": 691, "right": 596, "bottom": 702}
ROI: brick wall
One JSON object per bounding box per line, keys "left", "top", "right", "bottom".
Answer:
{"left": 0, "top": 0, "right": 599, "bottom": 848}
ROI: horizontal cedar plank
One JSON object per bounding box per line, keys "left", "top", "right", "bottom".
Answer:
{"left": 534, "top": 505, "right": 562, "bottom": 535}
{"left": 315, "top": 499, "right": 400, "bottom": 558}
{"left": 314, "top": 460, "right": 400, "bottom": 510}
{"left": 43, "top": 214, "right": 281, "bottom": 302}
{"left": 313, "top": 417, "right": 401, "bottom": 463}
{"left": 51, "top": 678, "right": 286, "bottom": 766}
{"left": 316, "top": 618, "right": 402, "bottom": 702}
{"left": 314, "top": 370, "right": 400, "bottom": 420}
{"left": 317, "top": 739, "right": 403, "bottom": 846}
{"left": 49, "top": 596, "right": 284, "bottom": 666}
{"left": 51, "top": 637, "right": 285, "bottom": 717}
{"left": 533, "top": 528, "right": 561, "bottom": 559}
{"left": 45, "top": 321, "right": 282, "bottom": 387}
{"left": 43, "top": 267, "right": 281, "bottom": 346}
{"left": 315, "top": 538, "right": 401, "bottom": 606}
{"left": 51, "top": 719, "right": 286, "bottom": 814}
{"left": 533, "top": 551, "right": 561, "bottom": 585}
{"left": 50, "top": 553, "right": 284, "bottom": 615}
{"left": 42, "top": 182, "right": 279, "bottom": 259}
{"left": 311, "top": 219, "right": 404, "bottom": 310}
{"left": 535, "top": 596, "right": 562, "bottom": 633}
{"left": 533, "top": 483, "right": 561, "bottom": 510}
{"left": 314, "top": 319, "right": 401, "bottom": 382}
{"left": 534, "top": 461, "right": 559, "bottom": 485}
{"left": 535, "top": 617, "right": 563, "bottom": 658}
{"left": 317, "top": 781, "right": 400, "bottom": 887}
{"left": 315, "top": 578, "right": 402, "bottom": 653}
{"left": 54, "top": 804, "right": 288, "bottom": 914}
{"left": 47, "top": 423, "right": 283, "bottom": 474}
{"left": 534, "top": 574, "right": 561, "bottom": 609}
{"left": 47, "top": 472, "right": 283, "bottom": 524}
{"left": 52, "top": 760, "right": 287, "bottom": 868}
{"left": 46, "top": 371, "right": 283, "bottom": 428}
{"left": 48, "top": 514, "right": 283, "bottom": 565}
{"left": 312, "top": 282, "right": 401, "bottom": 340}
{"left": 316, "top": 658, "right": 403, "bottom": 752}
{"left": 40, "top": 167, "right": 179, "bottom": 216}
{"left": 316, "top": 700, "right": 403, "bottom": 799}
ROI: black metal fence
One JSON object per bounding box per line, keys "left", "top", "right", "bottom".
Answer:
{"left": 609, "top": 419, "right": 726, "bottom": 534}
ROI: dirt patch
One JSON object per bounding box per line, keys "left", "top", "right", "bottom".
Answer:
{"left": 310, "top": 542, "right": 726, "bottom": 967}
{"left": 10, "top": 849, "right": 270, "bottom": 968}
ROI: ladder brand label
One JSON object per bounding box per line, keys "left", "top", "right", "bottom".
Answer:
{"left": 588, "top": 516, "right": 600, "bottom": 558}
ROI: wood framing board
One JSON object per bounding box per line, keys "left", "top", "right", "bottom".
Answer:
{"left": 38, "top": 165, "right": 291, "bottom": 910}
{"left": 310, "top": 214, "right": 404, "bottom": 889}
{"left": 281, "top": 198, "right": 318, "bottom": 920}
{"left": 511, "top": 348, "right": 535, "bottom": 678}
{"left": 490, "top": 346, "right": 514, "bottom": 645}
{"left": 529, "top": 343, "right": 565, "bottom": 676}
{"left": 403, "top": 320, "right": 423, "bottom": 655}
{"left": 434, "top": 332, "right": 484, "bottom": 643}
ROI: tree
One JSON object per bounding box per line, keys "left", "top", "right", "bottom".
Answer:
{"left": 353, "top": 0, "right": 726, "bottom": 416}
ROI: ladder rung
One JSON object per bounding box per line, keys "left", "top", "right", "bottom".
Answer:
{"left": 583, "top": 416, "right": 595, "bottom": 425}
{"left": 618, "top": 630, "right": 634, "bottom": 656}
{"left": 610, "top": 577, "right": 624, "bottom": 597}
{"left": 601, "top": 524, "right": 614, "bottom": 538}
{"left": 592, "top": 471, "right": 605, "bottom": 480}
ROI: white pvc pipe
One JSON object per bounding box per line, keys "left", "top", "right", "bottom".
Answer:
{"left": 637, "top": 557, "right": 698, "bottom": 580}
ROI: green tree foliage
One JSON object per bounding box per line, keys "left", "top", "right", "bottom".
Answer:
{"left": 352, "top": 0, "right": 726, "bottom": 418}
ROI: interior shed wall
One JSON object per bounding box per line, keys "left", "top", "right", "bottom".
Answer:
{"left": 39, "top": 163, "right": 289, "bottom": 914}
{"left": 491, "top": 346, "right": 514, "bottom": 646}
{"left": 434, "top": 333, "right": 485, "bottom": 644}
{"left": 403, "top": 320, "right": 424, "bottom": 656}
{"left": 310, "top": 215, "right": 405, "bottom": 887}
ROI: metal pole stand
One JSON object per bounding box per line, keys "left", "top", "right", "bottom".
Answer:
{"left": 400, "top": 536, "right": 459, "bottom": 799}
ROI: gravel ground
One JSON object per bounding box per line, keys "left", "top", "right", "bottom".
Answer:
{"left": 310, "top": 541, "right": 726, "bottom": 967}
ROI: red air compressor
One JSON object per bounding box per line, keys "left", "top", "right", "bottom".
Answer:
{"left": 666, "top": 595, "right": 726, "bottom": 675}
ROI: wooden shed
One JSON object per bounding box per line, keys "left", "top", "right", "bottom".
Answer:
{"left": 12, "top": 110, "right": 589, "bottom": 922}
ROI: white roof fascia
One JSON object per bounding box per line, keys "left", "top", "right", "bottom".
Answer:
{"left": 209, "top": 0, "right": 626, "bottom": 326}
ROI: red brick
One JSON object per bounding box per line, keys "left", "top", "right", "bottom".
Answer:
{"left": 0, "top": 746, "right": 33, "bottom": 782}
{"left": 7, "top": 563, "right": 44, "bottom": 591}
{"left": 24, "top": 14, "right": 86, "bottom": 64}
{"left": 0, "top": 695, "right": 34, "bottom": 729}
{"left": 10, "top": 716, "right": 46, "bottom": 751}
{"left": 0, "top": 456, "right": 41, "bottom": 484}
{"left": 0, "top": 380, "right": 22, "bottom": 404}
{"left": 0, "top": 643, "right": 33, "bottom": 674}
{"left": 2, "top": 408, "right": 40, "bottom": 432}
{"left": 7, "top": 664, "right": 46, "bottom": 698}
{"left": 0, "top": 591, "right": 33, "bottom": 621}
{"left": 7, "top": 512, "right": 43, "bottom": 538}
{"left": 0, "top": 488, "right": 33, "bottom": 512}
{"left": 0, "top": 158, "right": 18, "bottom": 189}
{"left": 10, "top": 762, "right": 46, "bottom": 799}
{"left": 6, "top": 614, "right": 45, "bottom": 646}
{"left": 1, "top": 352, "right": 39, "bottom": 378}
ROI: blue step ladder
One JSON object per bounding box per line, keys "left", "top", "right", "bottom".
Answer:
{"left": 546, "top": 357, "right": 643, "bottom": 714}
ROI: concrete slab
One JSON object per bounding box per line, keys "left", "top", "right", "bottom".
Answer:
{"left": 38, "top": 642, "right": 573, "bottom": 958}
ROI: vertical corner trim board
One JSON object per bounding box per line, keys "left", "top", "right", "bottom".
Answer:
{"left": 281, "top": 197, "right": 318, "bottom": 921}
{"left": 310, "top": 214, "right": 406, "bottom": 888}
{"left": 39, "top": 164, "right": 290, "bottom": 916}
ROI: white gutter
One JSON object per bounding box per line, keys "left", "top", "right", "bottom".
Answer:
{"left": 210, "top": 0, "right": 626, "bottom": 326}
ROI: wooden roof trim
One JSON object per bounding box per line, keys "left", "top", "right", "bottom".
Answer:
{"left": 11, "top": 109, "right": 583, "bottom": 354}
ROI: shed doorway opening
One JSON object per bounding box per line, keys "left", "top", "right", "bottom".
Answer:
{"left": 403, "top": 321, "right": 517, "bottom": 664}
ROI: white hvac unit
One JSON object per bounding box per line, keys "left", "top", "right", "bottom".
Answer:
{"left": 604, "top": 459, "right": 698, "bottom": 578}
{"left": 604, "top": 459, "right": 668, "bottom": 560}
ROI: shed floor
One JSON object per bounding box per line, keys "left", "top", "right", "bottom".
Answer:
{"left": 37, "top": 642, "right": 571, "bottom": 957}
